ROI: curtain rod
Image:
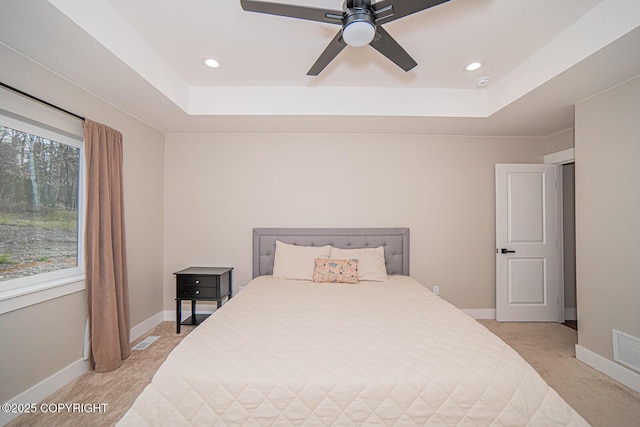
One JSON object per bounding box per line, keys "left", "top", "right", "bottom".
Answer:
{"left": 0, "top": 81, "right": 85, "bottom": 122}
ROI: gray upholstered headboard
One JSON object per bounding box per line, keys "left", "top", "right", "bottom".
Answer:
{"left": 252, "top": 228, "right": 410, "bottom": 278}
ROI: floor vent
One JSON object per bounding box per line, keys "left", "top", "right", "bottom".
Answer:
{"left": 613, "top": 329, "right": 640, "bottom": 373}
{"left": 132, "top": 335, "right": 160, "bottom": 351}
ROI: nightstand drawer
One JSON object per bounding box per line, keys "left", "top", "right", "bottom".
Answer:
{"left": 178, "top": 285, "right": 217, "bottom": 299}
{"left": 178, "top": 275, "right": 218, "bottom": 288}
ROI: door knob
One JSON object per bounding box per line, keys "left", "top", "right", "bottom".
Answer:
{"left": 500, "top": 248, "right": 516, "bottom": 254}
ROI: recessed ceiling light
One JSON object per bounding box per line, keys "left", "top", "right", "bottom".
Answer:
{"left": 204, "top": 58, "right": 221, "bottom": 68}
{"left": 465, "top": 62, "right": 482, "bottom": 72}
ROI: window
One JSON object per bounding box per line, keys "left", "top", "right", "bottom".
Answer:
{"left": 0, "top": 111, "right": 85, "bottom": 311}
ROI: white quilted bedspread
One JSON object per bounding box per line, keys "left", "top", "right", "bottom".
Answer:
{"left": 118, "top": 276, "right": 588, "bottom": 426}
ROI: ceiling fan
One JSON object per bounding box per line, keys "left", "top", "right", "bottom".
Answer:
{"left": 240, "top": 0, "right": 451, "bottom": 76}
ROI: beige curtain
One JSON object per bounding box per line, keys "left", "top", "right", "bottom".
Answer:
{"left": 84, "top": 119, "right": 130, "bottom": 372}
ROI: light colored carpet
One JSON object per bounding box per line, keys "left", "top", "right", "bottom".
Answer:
{"left": 7, "top": 320, "right": 640, "bottom": 426}
{"left": 479, "top": 320, "right": 640, "bottom": 427}
{"left": 6, "top": 322, "right": 193, "bottom": 427}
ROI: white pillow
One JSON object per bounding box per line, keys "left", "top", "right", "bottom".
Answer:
{"left": 330, "top": 246, "right": 388, "bottom": 281}
{"left": 272, "top": 240, "right": 331, "bottom": 281}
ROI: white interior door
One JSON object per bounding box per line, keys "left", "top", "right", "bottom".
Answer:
{"left": 495, "top": 164, "right": 563, "bottom": 322}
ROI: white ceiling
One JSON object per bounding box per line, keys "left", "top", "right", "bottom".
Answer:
{"left": 1, "top": 0, "right": 639, "bottom": 136}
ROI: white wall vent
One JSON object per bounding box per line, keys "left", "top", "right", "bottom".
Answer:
{"left": 613, "top": 329, "right": 640, "bottom": 373}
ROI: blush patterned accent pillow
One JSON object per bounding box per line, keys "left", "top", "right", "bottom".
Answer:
{"left": 312, "top": 259, "right": 359, "bottom": 284}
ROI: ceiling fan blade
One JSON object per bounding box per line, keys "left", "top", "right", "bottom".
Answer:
{"left": 372, "top": 0, "right": 451, "bottom": 25}
{"left": 241, "top": 0, "right": 342, "bottom": 25}
{"left": 369, "top": 26, "right": 417, "bottom": 72}
{"left": 307, "top": 31, "right": 347, "bottom": 76}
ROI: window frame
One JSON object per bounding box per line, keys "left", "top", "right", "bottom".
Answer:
{"left": 0, "top": 114, "right": 86, "bottom": 315}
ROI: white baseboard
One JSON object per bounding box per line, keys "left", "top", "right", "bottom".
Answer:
{"left": 462, "top": 308, "right": 579, "bottom": 322}
{"left": 130, "top": 311, "right": 165, "bottom": 343}
{"left": 576, "top": 344, "right": 640, "bottom": 394}
{"left": 0, "top": 358, "right": 90, "bottom": 426}
{"left": 463, "top": 309, "right": 496, "bottom": 319}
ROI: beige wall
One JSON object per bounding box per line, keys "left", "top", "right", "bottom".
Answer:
{"left": 545, "top": 128, "right": 574, "bottom": 154}
{"left": 575, "top": 75, "right": 640, "bottom": 360}
{"left": 163, "top": 133, "right": 546, "bottom": 311}
{"left": 0, "top": 292, "right": 85, "bottom": 403}
{"left": 0, "top": 45, "right": 165, "bottom": 402}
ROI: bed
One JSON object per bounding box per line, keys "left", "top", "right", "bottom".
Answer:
{"left": 118, "top": 228, "right": 588, "bottom": 426}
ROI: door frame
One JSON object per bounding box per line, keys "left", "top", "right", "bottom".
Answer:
{"left": 544, "top": 147, "right": 575, "bottom": 321}
{"left": 543, "top": 147, "right": 574, "bottom": 166}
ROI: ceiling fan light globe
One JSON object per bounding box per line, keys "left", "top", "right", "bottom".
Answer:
{"left": 342, "top": 21, "right": 375, "bottom": 47}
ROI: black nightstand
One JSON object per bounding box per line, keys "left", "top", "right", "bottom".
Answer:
{"left": 174, "top": 266, "right": 233, "bottom": 333}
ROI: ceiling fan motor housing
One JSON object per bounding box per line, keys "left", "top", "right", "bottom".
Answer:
{"left": 342, "top": 7, "right": 376, "bottom": 47}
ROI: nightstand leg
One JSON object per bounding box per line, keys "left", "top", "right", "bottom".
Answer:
{"left": 191, "top": 300, "right": 197, "bottom": 324}
{"left": 176, "top": 299, "right": 181, "bottom": 334}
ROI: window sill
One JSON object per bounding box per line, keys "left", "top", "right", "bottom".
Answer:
{"left": 0, "top": 273, "right": 86, "bottom": 315}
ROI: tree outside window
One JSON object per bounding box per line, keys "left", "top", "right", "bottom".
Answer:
{"left": 0, "top": 124, "right": 80, "bottom": 282}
